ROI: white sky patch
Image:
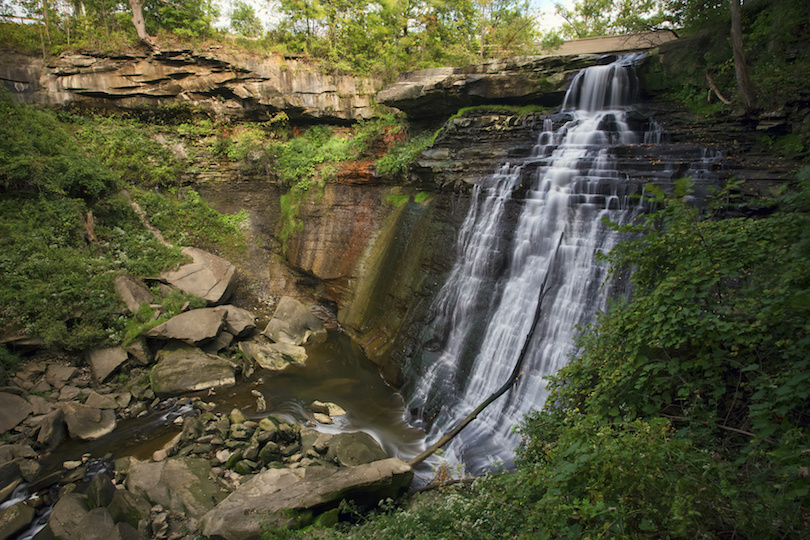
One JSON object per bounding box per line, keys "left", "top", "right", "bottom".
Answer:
{"left": 531, "top": 0, "right": 576, "bottom": 33}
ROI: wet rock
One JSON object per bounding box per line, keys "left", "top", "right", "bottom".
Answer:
{"left": 69, "top": 506, "right": 116, "bottom": 540}
{"left": 258, "top": 441, "right": 280, "bottom": 464}
{"left": 216, "top": 305, "right": 256, "bottom": 338}
{"left": 312, "top": 413, "right": 332, "bottom": 425}
{"left": 126, "top": 457, "right": 225, "bottom": 520}
{"left": 114, "top": 275, "right": 154, "bottom": 313}
{"left": 61, "top": 403, "right": 116, "bottom": 441}
{"left": 17, "top": 459, "right": 40, "bottom": 482}
{"left": 262, "top": 296, "right": 327, "bottom": 346}
{"left": 107, "top": 489, "right": 151, "bottom": 530}
{"left": 83, "top": 391, "right": 118, "bottom": 410}
{"left": 324, "top": 432, "right": 388, "bottom": 467}
{"left": 309, "top": 400, "right": 346, "bottom": 417}
{"left": 86, "top": 347, "right": 129, "bottom": 383}
{"left": 238, "top": 341, "right": 307, "bottom": 372}
{"left": 200, "top": 458, "right": 413, "bottom": 540}
{"left": 49, "top": 492, "right": 89, "bottom": 539}
{"left": 161, "top": 247, "right": 236, "bottom": 305}
{"left": 145, "top": 308, "right": 226, "bottom": 346}
{"left": 0, "top": 393, "right": 32, "bottom": 433}
{"left": 0, "top": 501, "right": 35, "bottom": 540}
{"left": 87, "top": 472, "right": 116, "bottom": 509}
{"left": 0, "top": 461, "right": 21, "bottom": 504}
{"left": 229, "top": 409, "right": 247, "bottom": 425}
{"left": 149, "top": 343, "right": 235, "bottom": 396}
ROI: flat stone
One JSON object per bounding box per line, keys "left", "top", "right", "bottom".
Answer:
{"left": 150, "top": 343, "right": 235, "bottom": 396}
{"left": 238, "top": 341, "right": 307, "bottom": 372}
{"left": 200, "top": 458, "right": 413, "bottom": 540}
{"left": 0, "top": 393, "right": 32, "bottom": 433}
{"left": 83, "top": 391, "right": 118, "bottom": 410}
{"left": 145, "top": 308, "right": 226, "bottom": 346}
{"left": 58, "top": 385, "right": 81, "bottom": 401}
{"left": 61, "top": 402, "right": 116, "bottom": 441}
{"left": 261, "top": 296, "right": 327, "bottom": 346}
{"left": 44, "top": 364, "right": 76, "bottom": 386}
{"left": 201, "top": 330, "right": 233, "bottom": 354}
{"left": 114, "top": 275, "right": 153, "bottom": 313}
{"left": 161, "top": 247, "right": 236, "bottom": 305}
{"left": 26, "top": 394, "right": 51, "bottom": 415}
{"left": 86, "top": 347, "right": 129, "bottom": 383}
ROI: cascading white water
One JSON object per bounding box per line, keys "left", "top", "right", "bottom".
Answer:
{"left": 407, "top": 54, "right": 719, "bottom": 476}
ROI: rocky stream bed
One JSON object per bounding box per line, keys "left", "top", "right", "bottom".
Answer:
{"left": 0, "top": 246, "right": 417, "bottom": 540}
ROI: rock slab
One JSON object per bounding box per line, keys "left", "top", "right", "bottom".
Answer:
{"left": 0, "top": 393, "right": 32, "bottom": 433}
{"left": 200, "top": 457, "right": 412, "bottom": 540}
{"left": 238, "top": 341, "right": 307, "bottom": 372}
{"left": 145, "top": 307, "right": 226, "bottom": 346}
{"left": 150, "top": 343, "right": 235, "bottom": 396}
{"left": 86, "top": 347, "right": 128, "bottom": 383}
{"left": 161, "top": 247, "right": 236, "bottom": 305}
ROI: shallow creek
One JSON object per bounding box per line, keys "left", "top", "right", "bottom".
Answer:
{"left": 37, "top": 331, "right": 425, "bottom": 478}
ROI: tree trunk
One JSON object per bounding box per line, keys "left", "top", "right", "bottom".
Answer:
{"left": 730, "top": 0, "right": 757, "bottom": 113}
{"left": 128, "top": 0, "right": 159, "bottom": 51}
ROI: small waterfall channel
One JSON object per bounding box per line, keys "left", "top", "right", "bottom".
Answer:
{"left": 406, "top": 54, "right": 721, "bottom": 476}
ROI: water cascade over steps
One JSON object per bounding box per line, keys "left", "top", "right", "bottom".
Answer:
{"left": 405, "top": 54, "right": 722, "bottom": 476}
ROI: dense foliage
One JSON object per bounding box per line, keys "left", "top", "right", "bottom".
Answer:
{"left": 271, "top": 175, "right": 810, "bottom": 539}
{"left": 0, "top": 93, "right": 245, "bottom": 353}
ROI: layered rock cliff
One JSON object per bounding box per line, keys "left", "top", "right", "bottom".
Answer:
{"left": 0, "top": 48, "right": 381, "bottom": 122}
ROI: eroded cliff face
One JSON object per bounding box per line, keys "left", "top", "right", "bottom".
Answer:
{"left": 0, "top": 48, "right": 381, "bottom": 122}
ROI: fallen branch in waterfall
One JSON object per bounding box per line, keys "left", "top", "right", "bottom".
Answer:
{"left": 408, "top": 232, "right": 565, "bottom": 468}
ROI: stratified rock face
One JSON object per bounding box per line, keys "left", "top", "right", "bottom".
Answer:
{"left": 262, "top": 296, "right": 327, "bottom": 346}
{"left": 0, "top": 49, "right": 381, "bottom": 122}
{"left": 200, "top": 458, "right": 413, "bottom": 540}
{"left": 378, "top": 54, "right": 605, "bottom": 119}
{"left": 150, "top": 343, "right": 235, "bottom": 396}
{"left": 161, "top": 247, "right": 236, "bottom": 306}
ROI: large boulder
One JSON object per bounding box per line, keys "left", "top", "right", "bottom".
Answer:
{"left": 238, "top": 341, "right": 307, "bottom": 372}
{"left": 86, "top": 347, "right": 129, "bottom": 383}
{"left": 262, "top": 296, "right": 327, "bottom": 346}
{"left": 34, "top": 408, "right": 67, "bottom": 450}
{"left": 161, "top": 247, "right": 236, "bottom": 305}
{"left": 0, "top": 393, "right": 32, "bottom": 433}
{"left": 149, "top": 343, "right": 235, "bottom": 396}
{"left": 200, "top": 458, "right": 413, "bottom": 540}
{"left": 0, "top": 501, "right": 35, "bottom": 540}
{"left": 60, "top": 403, "right": 116, "bottom": 441}
{"left": 49, "top": 492, "right": 89, "bottom": 540}
{"left": 145, "top": 307, "right": 226, "bottom": 346}
{"left": 113, "top": 275, "right": 153, "bottom": 313}
{"left": 324, "top": 432, "right": 388, "bottom": 467}
{"left": 126, "top": 457, "right": 225, "bottom": 520}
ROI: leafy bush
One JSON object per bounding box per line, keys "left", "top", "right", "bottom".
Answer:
{"left": 374, "top": 132, "right": 433, "bottom": 178}
{"left": 0, "top": 92, "right": 118, "bottom": 200}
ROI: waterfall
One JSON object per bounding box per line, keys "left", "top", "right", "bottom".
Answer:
{"left": 407, "top": 54, "right": 720, "bottom": 476}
